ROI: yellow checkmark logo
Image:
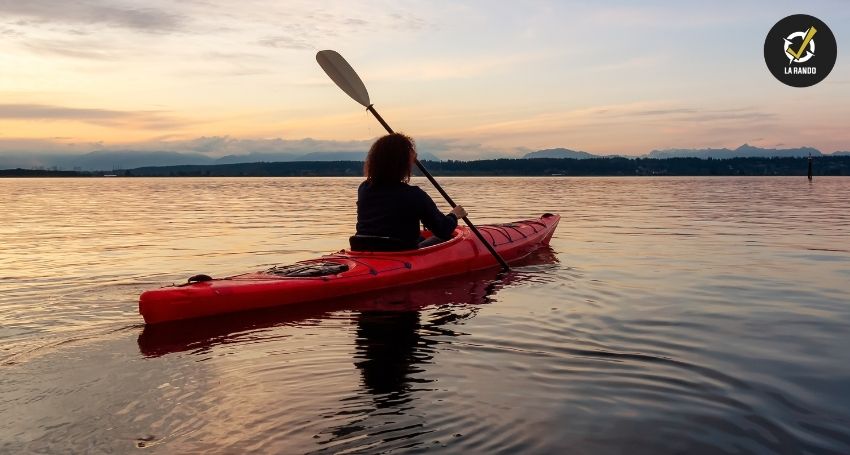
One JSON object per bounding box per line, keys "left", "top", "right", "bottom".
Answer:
{"left": 786, "top": 26, "right": 817, "bottom": 60}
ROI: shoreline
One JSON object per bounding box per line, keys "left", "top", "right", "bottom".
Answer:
{"left": 3, "top": 156, "right": 849, "bottom": 178}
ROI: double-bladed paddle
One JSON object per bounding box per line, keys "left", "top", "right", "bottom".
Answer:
{"left": 316, "top": 50, "right": 510, "bottom": 271}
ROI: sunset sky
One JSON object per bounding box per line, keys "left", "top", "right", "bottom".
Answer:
{"left": 0, "top": 0, "right": 848, "bottom": 159}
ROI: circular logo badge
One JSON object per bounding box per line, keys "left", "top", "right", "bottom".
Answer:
{"left": 764, "top": 14, "right": 837, "bottom": 87}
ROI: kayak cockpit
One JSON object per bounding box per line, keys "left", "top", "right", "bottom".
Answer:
{"left": 346, "top": 228, "right": 464, "bottom": 255}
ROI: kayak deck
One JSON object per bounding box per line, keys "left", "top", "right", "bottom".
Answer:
{"left": 139, "top": 213, "right": 559, "bottom": 324}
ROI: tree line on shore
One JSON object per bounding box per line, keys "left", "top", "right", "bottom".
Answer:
{"left": 2, "top": 156, "right": 849, "bottom": 177}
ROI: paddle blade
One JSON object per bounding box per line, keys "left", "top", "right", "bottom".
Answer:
{"left": 316, "top": 50, "right": 371, "bottom": 107}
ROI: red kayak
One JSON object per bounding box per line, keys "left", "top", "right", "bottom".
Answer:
{"left": 139, "top": 213, "right": 560, "bottom": 324}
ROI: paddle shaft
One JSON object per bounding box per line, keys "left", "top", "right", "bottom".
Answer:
{"left": 366, "top": 104, "right": 510, "bottom": 271}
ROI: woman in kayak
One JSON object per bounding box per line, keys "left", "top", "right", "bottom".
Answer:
{"left": 353, "top": 133, "right": 467, "bottom": 250}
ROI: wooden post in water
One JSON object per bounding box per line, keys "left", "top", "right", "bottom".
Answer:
{"left": 808, "top": 154, "right": 813, "bottom": 181}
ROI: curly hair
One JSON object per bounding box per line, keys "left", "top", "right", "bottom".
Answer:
{"left": 364, "top": 133, "right": 416, "bottom": 185}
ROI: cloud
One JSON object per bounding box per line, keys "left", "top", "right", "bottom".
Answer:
{"left": 415, "top": 137, "right": 524, "bottom": 160}
{"left": 23, "top": 39, "right": 118, "bottom": 59}
{"left": 2, "top": 1, "right": 431, "bottom": 72}
{"left": 0, "top": 1, "right": 185, "bottom": 61}
{"left": 0, "top": 135, "right": 373, "bottom": 156}
{"left": 0, "top": 26, "right": 20, "bottom": 36}
{"left": 0, "top": 138, "right": 103, "bottom": 154}
{"left": 178, "top": 52, "right": 276, "bottom": 77}
{"left": 627, "top": 106, "right": 777, "bottom": 123}
{"left": 386, "top": 12, "right": 427, "bottom": 30}
{"left": 258, "top": 35, "right": 314, "bottom": 51}
{"left": 369, "top": 51, "right": 555, "bottom": 82}
{"left": 255, "top": 11, "right": 377, "bottom": 51}
{"left": 433, "top": 101, "right": 786, "bottom": 154}
{"left": 631, "top": 108, "right": 698, "bottom": 117}
{"left": 582, "top": 4, "right": 755, "bottom": 28}
{"left": 0, "top": 134, "right": 520, "bottom": 161}
{"left": 157, "top": 136, "right": 373, "bottom": 155}
{"left": 0, "top": 0, "right": 182, "bottom": 32}
{"left": 0, "top": 104, "right": 187, "bottom": 129}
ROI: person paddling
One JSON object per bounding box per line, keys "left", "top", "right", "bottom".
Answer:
{"left": 353, "top": 133, "right": 467, "bottom": 251}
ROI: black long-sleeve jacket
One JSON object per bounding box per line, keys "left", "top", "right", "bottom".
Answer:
{"left": 355, "top": 181, "right": 458, "bottom": 249}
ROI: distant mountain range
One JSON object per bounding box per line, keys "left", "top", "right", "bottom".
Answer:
{"left": 522, "top": 144, "right": 834, "bottom": 160}
{"left": 0, "top": 150, "right": 441, "bottom": 171}
{"left": 522, "top": 148, "right": 600, "bottom": 159}
{"left": 645, "top": 144, "right": 822, "bottom": 159}
{"left": 1, "top": 144, "right": 845, "bottom": 171}
{"left": 99, "top": 155, "right": 850, "bottom": 178}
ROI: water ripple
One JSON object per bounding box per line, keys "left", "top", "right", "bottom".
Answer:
{"left": 1, "top": 177, "right": 849, "bottom": 453}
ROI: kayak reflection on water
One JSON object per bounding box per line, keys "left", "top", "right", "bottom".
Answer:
{"left": 137, "top": 247, "right": 558, "bottom": 450}
{"left": 354, "top": 310, "right": 428, "bottom": 404}
{"left": 137, "top": 247, "right": 558, "bottom": 360}
{"left": 352, "top": 275, "right": 500, "bottom": 403}
{"left": 305, "top": 247, "right": 560, "bottom": 451}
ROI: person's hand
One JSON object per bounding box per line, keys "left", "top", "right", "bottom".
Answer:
{"left": 451, "top": 205, "right": 468, "bottom": 219}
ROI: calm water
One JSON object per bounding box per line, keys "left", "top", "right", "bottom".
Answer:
{"left": 1, "top": 176, "right": 849, "bottom": 454}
